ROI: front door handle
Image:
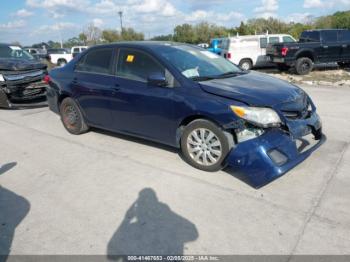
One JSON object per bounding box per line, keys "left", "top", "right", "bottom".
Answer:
{"left": 342, "top": 44, "right": 348, "bottom": 48}
{"left": 323, "top": 45, "right": 329, "bottom": 49}
{"left": 111, "top": 84, "right": 120, "bottom": 93}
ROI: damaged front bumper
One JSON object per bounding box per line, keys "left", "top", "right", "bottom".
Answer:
{"left": 0, "top": 72, "right": 48, "bottom": 108}
{"left": 226, "top": 111, "right": 325, "bottom": 188}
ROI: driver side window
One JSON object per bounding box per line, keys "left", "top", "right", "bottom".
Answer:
{"left": 116, "top": 48, "right": 177, "bottom": 87}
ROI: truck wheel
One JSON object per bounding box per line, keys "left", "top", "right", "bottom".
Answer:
{"left": 239, "top": 59, "right": 253, "bottom": 70}
{"left": 57, "top": 59, "right": 67, "bottom": 67}
{"left": 180, "top": 119, "right": 231, "bottom": 172}
{"left": 277, "top": 64, "right": 290, "bottom": 72}
{"left": 295, "top": 57, "right": 313, "bottom": 75}
{"left": 60, "top": 97, "right": 89, "bottom": 135}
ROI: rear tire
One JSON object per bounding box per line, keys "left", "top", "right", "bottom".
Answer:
{"left": 239, "top": 59, "right": 253, "bottom": 70}
{"left": 180, "top": 119, "right": 231, "bottom": 172}
{"left": 60, "top": 97, "right": 89, "bottom": 135}
{"left": 295, "top": 57, "right": 313, "bottom": 75}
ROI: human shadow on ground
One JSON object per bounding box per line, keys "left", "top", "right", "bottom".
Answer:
{"left": 0, "top": 184, "right": 30, "bottom": 262}
{"left": 107, "top": 188, "right": 198, "bottom": 261}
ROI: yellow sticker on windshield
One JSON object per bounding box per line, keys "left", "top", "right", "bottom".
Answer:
{"left": 126, "top": 55, "right": 134, "bottom": 62}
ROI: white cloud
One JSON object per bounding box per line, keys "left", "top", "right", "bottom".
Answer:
{"left": 303, "top": 0, "right": 350, "bottom": 8}
{"left": 13, "top": 9, "right": 33, "bottom": 17}
{"left": 185, "top": 10, "right": 244, "bottom": 24}
{"left": 92, "top": 18, "right": 104, "bottom": 27}
{"left": 285, "top": 13, "right": 314, "bottom": 23}
{"left": 254, "top": 0, "right": 279, "bottom": 18}
{"left": 0, "top": 20, "right": 26, "bottom": 31}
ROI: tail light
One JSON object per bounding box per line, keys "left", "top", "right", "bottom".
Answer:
{"left": 226, "top": 52, "right": 232, "bottom": 59}
{"left": 43, "top": 75, "right": 51, "bottom": 84}
{"left": 281, "top": 47, "right": 289, "bottom": 57}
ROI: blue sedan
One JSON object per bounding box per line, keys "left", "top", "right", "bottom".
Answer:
{"left": 46, "top": 42, "right": 325, "bottom": 187}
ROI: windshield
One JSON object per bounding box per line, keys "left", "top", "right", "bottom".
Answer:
{"left": 157, "top": 44, "right": 243, "bottom": 80}
{"left": 0, "top": 46, "right": 35, "bottom": 60}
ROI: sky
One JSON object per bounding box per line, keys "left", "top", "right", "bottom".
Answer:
{"left": 0, "top": 0, "right": 349, "bottom": 45}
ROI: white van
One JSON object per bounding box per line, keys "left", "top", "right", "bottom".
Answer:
{"left": 221, "top": 34, "right": 296, "bottom": 70}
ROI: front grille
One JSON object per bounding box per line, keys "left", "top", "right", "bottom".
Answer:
{"left": 282, "top": 102, "right": 311, "bottom": 120}
{"left": 3, "top": 70, "right": 47, "bottom": 101}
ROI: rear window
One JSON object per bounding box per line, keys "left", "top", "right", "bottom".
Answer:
{"left": 338, "top": 30, "right": 350, "bottom": 42}
{"left": 300, "top": 31, "right": 320, "bottom": 42}
{"left": 322, "top": 31, "right": 338, "bottom": 42}
{"left": 76, "top": 48, "right": 113, "bottom": 74}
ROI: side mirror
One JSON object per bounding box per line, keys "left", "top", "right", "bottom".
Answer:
{"left": 147, "top": 72, "right": 168, "bottom": 87}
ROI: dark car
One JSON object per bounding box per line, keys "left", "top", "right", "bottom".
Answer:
{"left": 47, "top": 42, "right": 325, "bottom": 187}
{"left": 0, "top": 43, "right": 48, "bottom": 108}
{"left": 267, "top": 29, "right": 350, "bottom": 75}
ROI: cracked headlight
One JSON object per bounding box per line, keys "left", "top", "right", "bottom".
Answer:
{"left": 230, "top": 106, "right": 281, "bottom": 128}
{"left": 0, "top": 74, "right": 4, "bottom": 82}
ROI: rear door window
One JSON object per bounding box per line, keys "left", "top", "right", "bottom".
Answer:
{"left": 300, "top": 31, "right": 320, "bottom": 42}
{"left": 73, "top": 48, "right": 80, "bottom": 53}
{"left": 269, "top": 37, "right": 280, "bottom": 44}
{"left": 76, "top": 48, "right": 114, "bottom": 74}
{"left": 260, "top": 37, "right": 268, "bottom": 48}
{"left": 338, "top": 30, "right": 350, "bottom": 42}
{"left": 322, "top": 31, "right": 338, "bottom": 42}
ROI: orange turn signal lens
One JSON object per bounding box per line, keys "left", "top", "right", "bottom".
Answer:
{"left": 231, "top": 106, "right": 246, "bottom": 118}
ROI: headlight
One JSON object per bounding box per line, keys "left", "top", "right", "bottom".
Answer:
{"left": 230, "top": 106, "right": 281, "bottom": 127}
{"left": 0, "top": 74, "right": 4, "bottom": 82}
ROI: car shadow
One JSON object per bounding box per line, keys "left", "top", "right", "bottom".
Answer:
{"left": 91, "top": 128, "right": 179, "bottom": 154}
{"left": 0, "top": 164, "right": 30, "bottom": 261}
{"left": 106, "top": 188, "right": 198, "bottom": 260}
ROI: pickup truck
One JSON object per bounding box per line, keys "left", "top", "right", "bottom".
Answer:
{"left": 267, "top": 29, "right": 350, "bottom": 75}
{"left": 47, "top": 48, "right": 73, "bottom": 67}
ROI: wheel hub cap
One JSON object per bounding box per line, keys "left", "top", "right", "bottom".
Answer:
{"left": 187, "top": 128, "right": 222, "bottom": 166}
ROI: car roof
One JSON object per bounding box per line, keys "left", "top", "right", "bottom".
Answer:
{"left": 89, "top": 41, "right": 193, "bottom": 50}
{"left": 304, "top": 29, "right": 349, "bottom": 32}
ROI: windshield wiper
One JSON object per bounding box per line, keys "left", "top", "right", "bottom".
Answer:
{"left": 189, "top": 76, "right": 216, "bottom": 81}
{"left": 215, "top": 71, "right": 246, "bottom": 78}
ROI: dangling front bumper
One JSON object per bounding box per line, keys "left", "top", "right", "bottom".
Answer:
{"left": 226, "top": 111, "right": 325, "bottom": 188}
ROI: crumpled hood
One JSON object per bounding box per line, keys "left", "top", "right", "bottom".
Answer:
{"left": 199, "top": 71, "right": 305, "bottom": 108}
{"left": 0, "top": 58, "right": 47, "bottom": 71}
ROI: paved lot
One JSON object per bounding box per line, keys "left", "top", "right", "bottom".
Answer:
{"left": 0, "top": 85, "right": 350, "bottom": 256}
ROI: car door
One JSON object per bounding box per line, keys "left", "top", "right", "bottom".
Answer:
{"left": 320, "top": 30, "right": 342, "bottom": 62}
{"left": 109, "top": 47, "right": 179, "bottom": 145}
{"left": 338, "top": 30, "right": 350, "bottom": 61}
{"left": 72, "top": 47, "right": 116, "bottom": 129}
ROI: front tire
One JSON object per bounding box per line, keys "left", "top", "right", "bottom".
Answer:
{"left": 295, "top": 57, "right": 313, "bottom": 75}
{"left": 60, "top": 97, "right": 89, "bottom": 135}
{"left": 180, "top": 119, "right": 231, "bottom": 172}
